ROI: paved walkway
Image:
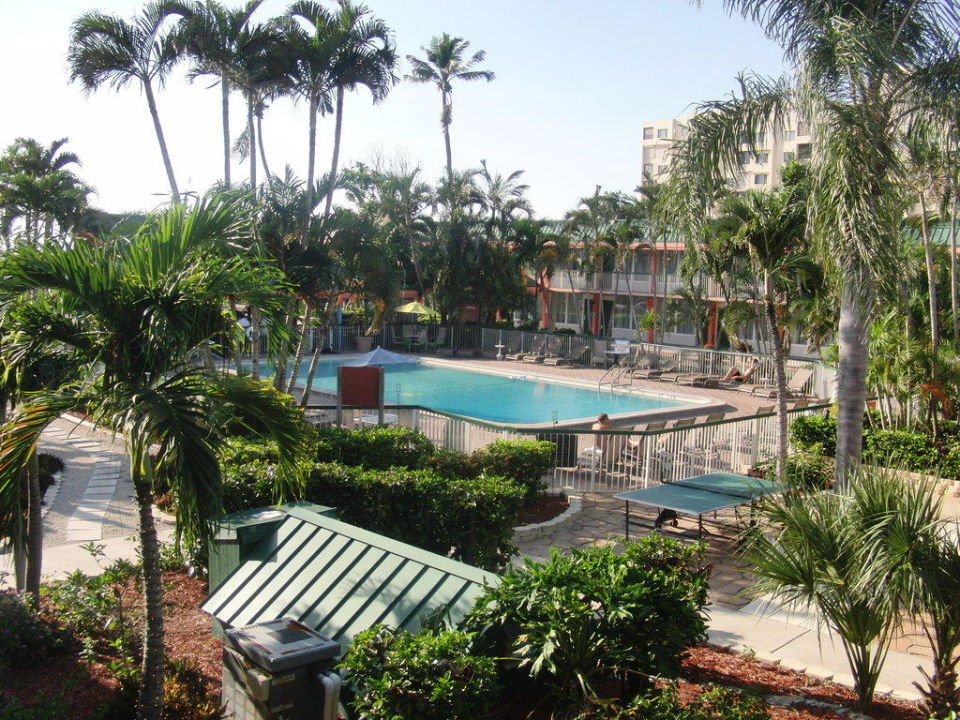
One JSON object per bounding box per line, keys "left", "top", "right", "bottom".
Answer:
{"left": 514, "top": 493, "right": 934, "bottom": 703}
{"left": 0, "top": 415, "right": 173, "bottom": 586}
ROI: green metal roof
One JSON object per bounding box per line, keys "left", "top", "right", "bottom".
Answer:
{"left": 201, "top": 506, "right": 500, "bottom": 650}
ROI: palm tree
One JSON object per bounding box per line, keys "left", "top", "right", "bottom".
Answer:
{"left": 674, "top": 0, "right": 960, "bottom": 484}
{"left": 68, "top": 3, "right": 184, "bottom": 202}
{"left": 406, "top": 33, "right": 495, "bottom": 183}
{"left": 477, "top": 160, "right": 532, "bottom": 230}
{"left": 716, "top": 188, "right": 807, "bottom": 481}
{"left": 0, "top": 199, "right": 309, "bottom": 720}
{"left": 176, "top": 0, "right": 265, "bottom": 188}
{"left": 289, "top": 1, "right": 396, "bottom": 220}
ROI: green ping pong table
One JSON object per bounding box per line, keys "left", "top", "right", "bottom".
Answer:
{"left": 614, "top": 472, "right": 783, "bottom": 539}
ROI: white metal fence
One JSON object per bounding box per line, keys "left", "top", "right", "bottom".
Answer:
{"left": 324, "top": 403, "right": 831, "bottom": 495}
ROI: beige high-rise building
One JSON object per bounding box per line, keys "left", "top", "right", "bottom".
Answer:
{"left": 640, "top": 113, "right": 813, "bottom": 189}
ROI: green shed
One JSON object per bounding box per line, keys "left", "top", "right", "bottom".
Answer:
{"left": 202, "top": 505, "right": 500, "bottom": 651}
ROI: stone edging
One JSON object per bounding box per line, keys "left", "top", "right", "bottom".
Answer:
{"left": 513, "top": 495, "right": 582, "bottom": 538}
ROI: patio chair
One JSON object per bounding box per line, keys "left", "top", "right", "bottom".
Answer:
{"left": 407, "top": 328, "right": 428, "bottom": 351}
{"left": 589, "top": 339, "right": 608, "bottom": 368}
{"left": 632, "top": 360, "right": 678, "bottom": 380}
{"left": 522, "top": 336, "right": 548, "bottom": 363}
{"left": 703, "top": 413, "right": 726, "bottom": 423}
{"left": 539, "top": 336, "right": 566, "bottom": 364}
{"left": 505, "top": 345, "right": 526, "bottom": 361}
{"left": 791, "top": 398, "right": 810, "bottom": 409}
{"left": 750, "top": 367, "right": 815, "bottom": 398}
{"left": 673, "top": 373, "right": 719, "bottom": 387}
{"left": 671, "top": 417, "right": 696, "bottom": 428}
{"left": 424, "top": 327, "right": 447, "bottom": 351}
{"left": 755, "top": 405, "right": 774, "bottom": 415}
{"left": 551, "top": 344, "right": 589, "bottom": 366}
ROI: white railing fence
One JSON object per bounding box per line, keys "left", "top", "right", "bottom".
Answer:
{"left": 321, "top": 403, "right": 831, "bottom": 495}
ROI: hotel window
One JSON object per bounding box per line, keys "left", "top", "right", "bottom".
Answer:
{"left": 754, "top": 152, "right": 769, "bottom": 164}
{"left": 797, "top": 143, "right": 812, "bottom": 160}
{"left": 784, "top": 130, "right": 796, "bottom": 141}
{"left": 657, "top": 128, "right": 669, "bottom": 139}
{"left": 643, "top": 127, "right": 654, "bottom": 139}
{"left": 754, "top": 173, "right": 768, "bottom": 185}
{"left": 797, "top": 121, "right": 809, "bottom": 136}
{"left": 783, "top": 151, "right": 795, "bottom": 162}
{"left": 737, "top": 150, "right": 752, "bottom": 165}
{"left": 755, "top": 131, "right": 767, "bottom": 145}
{"left": 657, "top": 165, "right": 667, "bottom": 174}
{"left": 643, "top": 163, "right": 654, "bottom": 175}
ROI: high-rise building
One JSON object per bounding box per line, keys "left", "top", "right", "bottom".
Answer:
{"left": 640, "top": 113, "right": 813, "bottom": 189}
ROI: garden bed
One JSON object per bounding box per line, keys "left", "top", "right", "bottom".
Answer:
{"left": 517, "top": 493, "right": 569, "bottom": 525}
{"left": 3, "top": 571, "right": 926, "bottom": 720}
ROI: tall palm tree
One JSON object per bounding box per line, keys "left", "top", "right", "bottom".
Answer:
{"left": 675, "top": 0, "right": 960, "bottom": 485}
{"left": 477, "top": 160, "right": 532, "bottom": 231}
{"left": 717, "top": 188, "right": 807, "bottom": 481}
{"left": 0, "top": 199, "right": 308, "bottom": 720}
{"left": 176, "top": 0, "right": 265, "bottom": 188}
{"left": 406, "top": 33, "right": 495, "bottom": 183}
{"left": 68, "top": 3, "right": 184, "bottom": 202}
{"left": 289, "top": 1, "right": 396, "bottom": 220}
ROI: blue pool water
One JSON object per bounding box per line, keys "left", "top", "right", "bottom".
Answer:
{"left": 291, "top": 358, "right": 692, "bottom": 425}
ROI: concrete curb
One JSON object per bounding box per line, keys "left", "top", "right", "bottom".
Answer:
{"left": 514, "top": 495, "right": 583, "bottom": 538}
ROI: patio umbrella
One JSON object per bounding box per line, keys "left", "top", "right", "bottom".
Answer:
{"left": 344, "top": 346, "right": 418, "bottom": 367}
{"left": 394, "top": 301, "right": 439, "bottom": 318}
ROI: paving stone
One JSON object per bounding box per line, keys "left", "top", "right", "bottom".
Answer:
{"left": 804, "top": 665, "right": 834, "bottom": 680}
{"left": 779, "top": 657, "right": 808, "bottom": 674}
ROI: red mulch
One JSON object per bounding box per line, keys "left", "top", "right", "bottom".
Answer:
{"left": 11, "top": 571, "right": 928, "bottom": 720}
{"left": 518, "top": 495, "right": 569, "bottom": 525}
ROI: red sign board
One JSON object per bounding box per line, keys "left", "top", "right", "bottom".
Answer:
{"left": 338, "top": 366, "right": 384, "bottom": 407}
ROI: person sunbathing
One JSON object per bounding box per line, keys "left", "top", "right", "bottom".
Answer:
{"left": 721, "top": 357, "right": 761, "bottom": 383}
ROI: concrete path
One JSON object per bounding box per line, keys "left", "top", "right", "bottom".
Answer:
{"left": 0, "top": 415, "right": 173, "bottom": 586}
{"left": 514, "top": 492, "right": 932, "bottom": 703}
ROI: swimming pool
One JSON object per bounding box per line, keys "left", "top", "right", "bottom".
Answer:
{"left": 289, "top": 357, "right": 701, "bottom": 426}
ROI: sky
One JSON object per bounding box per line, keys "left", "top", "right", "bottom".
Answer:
{"left": 0, "top": 1, "right": 788, "bottom": 219}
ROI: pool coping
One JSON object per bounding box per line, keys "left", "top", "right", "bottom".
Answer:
{"left": 298, "top": 354, "right": 729, "bottom": 430}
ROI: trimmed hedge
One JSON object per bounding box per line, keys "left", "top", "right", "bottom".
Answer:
{"left": 315, "top": 426, "right": 434, "bottom": 470}
{"left": 789, "top": 415, "right": 837, "bottom": 456}
{"left": 471, "top": 440, "right": 554, "bottom": 502}
{"left": 306, "top": 463, "right": 523, "bottom": 570}
{"left": 863, "top": 429, "right": 941, "bottom": 473}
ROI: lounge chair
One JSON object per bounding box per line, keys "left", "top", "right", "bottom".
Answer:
{"left": 672, "top": 417, "right": 696, "bottom": 428}
{"left": 791, "top": 398, "right": 811, "bottom": 409}
{"left": 505, "top": 346, "right": 526, "bottom": 361}
{"left": 560, "top": 345, "right": 590, "bottom": 366}
{"left": 424, "top": 327, "right": 447, "bottom": 351}
{"left": 589, "top": 339, "right": 608, "bottom": 368}
{"left": 673, "top": 373, "right": 719, "bottom": 387}
{"left": 522, "top": 336, "right": 548, "bottom": 363}
{"left": 633, "top": 360, "right": 678, "bottom": 380}
{"left": 644, "top": 421, "right": 667, "bottom": 431}
{"left": 755, "top": 405, "right": 774, "bottom": 415}
{"left": 703, "top": 413, "right": 726, "bottom": 423}
{"left": 750, "top": 367, "right": 815, "bottom": 398}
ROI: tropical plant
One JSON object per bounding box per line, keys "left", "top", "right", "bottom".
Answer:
{"left": 405, "top": 33, "right": 495, "bottom": 182}
{"left": 0, "top": 198, "right": 310, "bottom": 720}
{"left": 68, "top": 3, "right": 185, "bottom": 201}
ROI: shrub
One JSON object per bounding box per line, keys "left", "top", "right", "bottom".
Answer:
{"left": 471, "top": 439, "right": 554, "bottom": 502}
{"left": 940, "top": 444, "right": 960, "bottom": 480}
{"left": 863, "top": 429, "right": 940, "bottom": 473}
{"left": 219, "top": 461, "right": 277, "bottom": 513}
{"left": 755, "top": 450, "right": 834, "bottom": 491}
{"left": 306, "top": 464, "right": 523, "bottom": 569}
{"left": 0, "top": 593, "right": 62, "bottom": 671}
{"left": 0, "top": 694, "right": 71, "bottom": 720}
{"left": 218, "top": 436, "right": 282, "bottom": 465}
{"left": 603, "top": 685, "right": 769, "bottom": 720}
{"left": 339, "top": 625, "right": 498, "bottom": 720}
{"left": 789, "top": 415, "right": 837, "bottom": 456}
{"left": 162, "top": 658, "right": 223, "bottom": 720}
{"left": 315, "top": 426, "right": 435, "bottom": 470}
{"left": 423, "top": 449, "right": 479, "bottom": 480}
{"left": 465, "top": 536, "right": 709, "bottom": 714}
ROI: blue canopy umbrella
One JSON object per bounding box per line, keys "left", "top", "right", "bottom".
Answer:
{"left": 344, "top": 346, "right": 418, "bottom": 367}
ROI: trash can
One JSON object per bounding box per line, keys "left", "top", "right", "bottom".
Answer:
{"left": 222, "top": 618, "right": 341, "bottom": 720}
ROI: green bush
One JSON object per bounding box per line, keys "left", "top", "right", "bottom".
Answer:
{"left": 863, "top": 429, "right": 940, "bottom": 473}
{"left": 756, "top": 450, "right": 834, "bottom": 491}
{"left": 306, "top": 463, "right": 523, "bottom": 569}
{"left": 0, "top": 593, "right": 62, "bottom": 671}
{"left": 218, "top": 436, "right": 282, "bottom": 465}
{"left": 465, "top": 536, "right": 709, "bottom": 714}
{"left": 789, "top": 415, "right": 837, "bottom": 456}
{"left": 340, "top": 626, "right": 498, "bottom": 720}
{"left": 315, "top": 426, "right": 435, "bottom": 470}
{"left": 602, "top": 685, "right": 768, "bottom": 720}
{"left": 219, "top": 461, "right": 277, "bottom": 513}
{"left": 162, "top": 658, "right": 223, "bottom": 720}
{"left": 939, "top": 444, "right": 960, "bottom": 480}
{"left": 423, "top": 449, "right": 479, "bottom": 480}
{"left": 471, "top": 439, "right": 554, "bottom": 502}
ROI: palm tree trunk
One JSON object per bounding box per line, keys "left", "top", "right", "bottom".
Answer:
{"left": 247, "top": 96, "right": 257, "bottom": 190}
{"left": 919, "top": 194, "right": 939, "bottom": 354}
{"left": 323, "top": 86, "right": 345, "bottom": 219}
{"left": 304, "top": 97, "right": 318, "bottom": 237}
{"left": 25, "top": 449, "right": 42, "bottom": 604}
{"left": 299, "top": 301, "right": 333, "bottom": 408}
{"left": 221, "top": 78, "right": 231, "bottom": 187}
{"left": 949, "top": 192, "right": 958, "bottom": 346}
{"left": 257, "top": 112, "right": 271, "bottom": 180}
{"left": 286, "top": 302, "right": 312, "bottom": 394}
{"left": 441, "top": 91, "right": 453, "bottom": 183}
{"left": 250, "top": 307, "right": 261, "bottom": 380}
{"left": 133, "top": 468, "right": 165, "bottom": 720}
{"left": 143, "top": 79, "right": 180, "bottom": 203}
{"left": 835, "top": 282, "right": 871, "bottom": 488}
{"left": 764, "top": 274, "right": 788, "bottom": 484}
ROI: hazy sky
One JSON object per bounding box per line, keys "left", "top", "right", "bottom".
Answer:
{"left": 0, "top": 1, "right": 787, "bottom": 218}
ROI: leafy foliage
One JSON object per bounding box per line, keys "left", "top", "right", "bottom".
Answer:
{"left": 465, "top": 536, "right": 709, "bottom": 714}
{"left": 471, "top": 439, "right": 554, "bottom": 502}
{"left": 340, "top": 625, "right": 498, "bottom": 720}
{"left": 0, "top": 694, "right": 71, "bottom": 720}
{"left": 314, "top": 425, "right": 435, "bottom": 470}
{"left": 600, "top": 685, "right": 768, "bottom": 720}
{"left": 0, "top": 592, "right": 63, "bottom": 671}
{"left": 863, "top": 430, "right": 941, "bottom": 473}
{"left": 789, "top": 415, "right": 837, "bottom": 455}
{"left": 161, "top": 658, "right": 223, "bottom": 720}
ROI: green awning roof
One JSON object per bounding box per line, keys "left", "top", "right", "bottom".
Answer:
{"left": 202, "top": 506, "right": 499, "bottom": 650}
